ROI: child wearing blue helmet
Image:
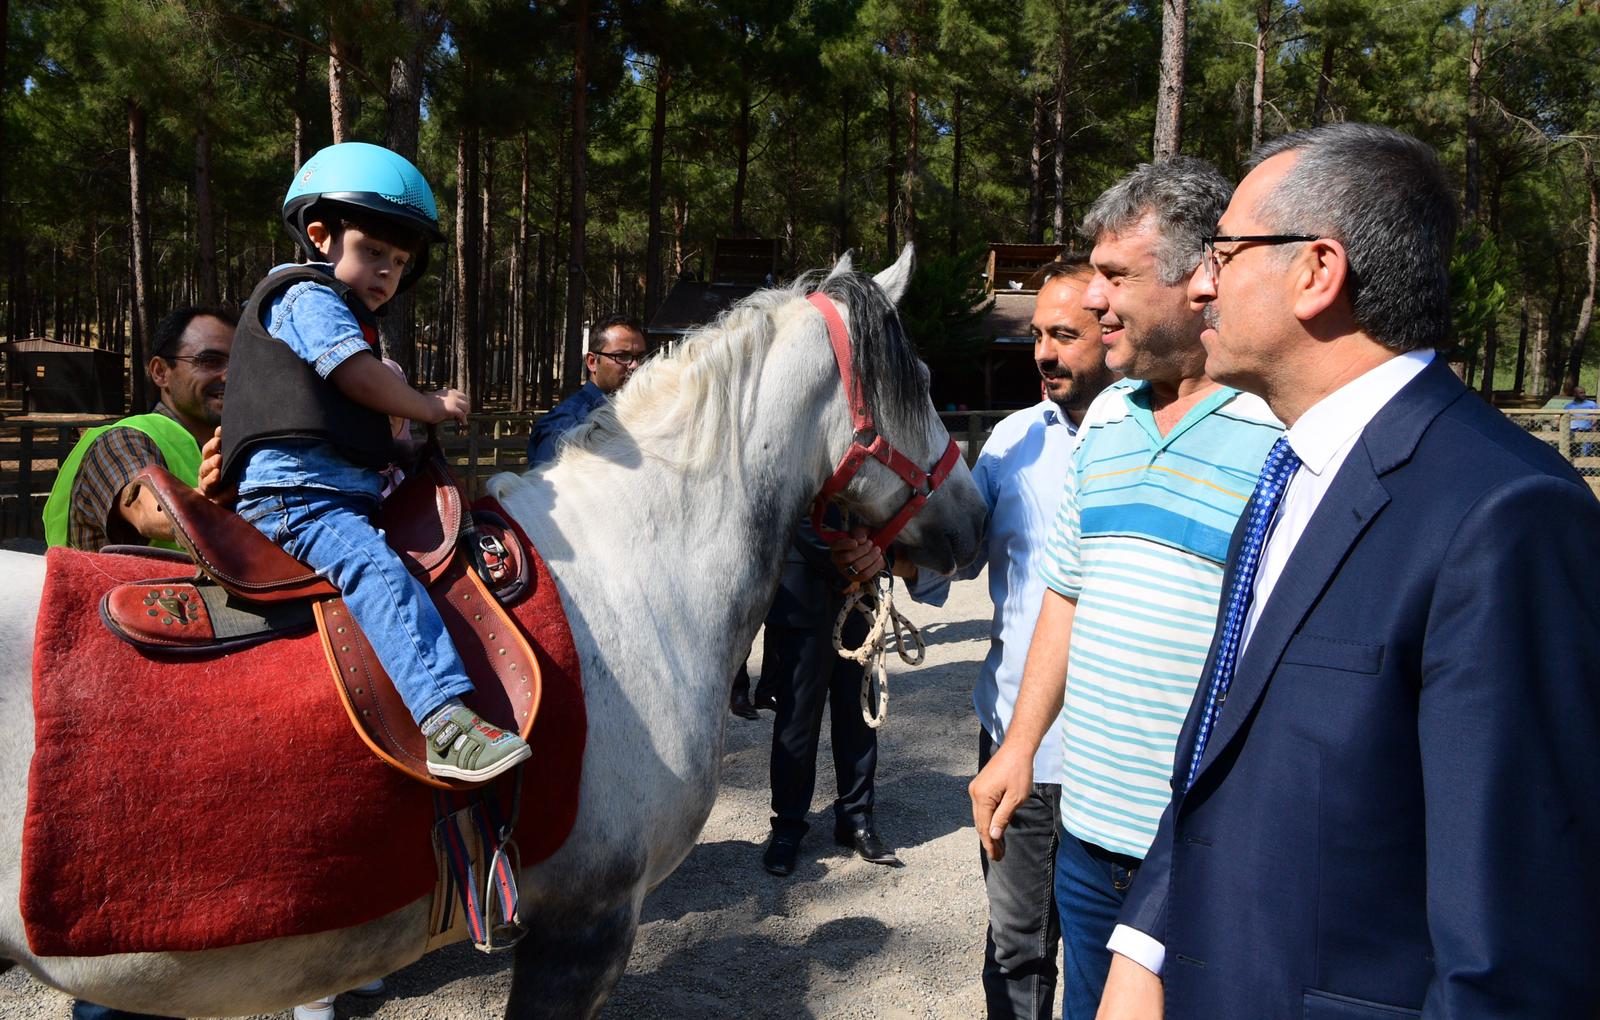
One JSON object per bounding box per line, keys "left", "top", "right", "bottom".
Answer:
{"left": 220, "top": 142, "right": 531, "bottom": 783}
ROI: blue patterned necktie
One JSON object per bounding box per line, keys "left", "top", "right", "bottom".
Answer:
{"left": 1183, "top": 436, "right": 1301, "bottom": 792}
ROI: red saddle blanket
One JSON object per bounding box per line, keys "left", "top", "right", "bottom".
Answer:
{"left": 22, "top": 525, "right": 585, "bottom": 957}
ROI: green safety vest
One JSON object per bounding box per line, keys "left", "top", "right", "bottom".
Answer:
{"left": 42, "top": 412, "right": 202, "bottom": 550}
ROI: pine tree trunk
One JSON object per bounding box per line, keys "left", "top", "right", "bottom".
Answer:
{"left": 949, "top": 88, "right": 962, "bottom": 256}
{"left": 0, "top": 0, "right": 9, "bottom": 324}
{"left": 732, "top": 79, "right": 751, "bottom": 236}
{"left": 1547, "top": 255, "right": 1569, "bottom": 396}
{"left": 533, "top": 228, "right": 547, "bottom": 406}
{"left": 1311, "top": 33, "right": 1335, "bottom": 126}
{"left": 1464, "top": 4, "right": 1486, "bottom": 223}
{"left": 454, "top": 122, "right": 480, "bottom": 404}
{"left": 1153, "top": 0, "right": 1189, "bottom": 159}
{"left": 1565, "top": 149, "right": 1599, "bottom": 391}
{"left": 328, "top": 28, "right": 357, "bottom": 144}
{"left": 785, "top": 104, "right": 800, "bottom": 274}
{"left": 835, "top": 90, "right": 851, "bottom": 256}
{"left": 563, "top": 0, "right": 590, "bottom": 397}
{"left": 1028, "top": 90, "right": 1045, "bottom": 244}
{"left": 1251, "top": 0, "right": 1271, "bottom": 151}
{"left": 1513, "top": 290, "right": 1529, "bottom": 394}
{"left": 128, "top": 99, "right": 154, "bottom": 412}
{"left": 542, "top": 119, "right": 566, "bottom": 407}
{"left": 884, "top": 77, "right": 898, "bottom": 258}
{"left": 902, "top": 84, "right": 919, "bottom": 249}
{"left": 194, "top": 110, "right": 219, "bottom": 304}
{"left": 645, "top": 56, "right": 670, "bottom": 322}
{"left": 385, "top": 0, "right": 424, "bottom": 156}
{"left": 1053, "top": 34, "right": 1069, "bottom": 244}
{"left": 479, "top": 139, "right": 494, "bottom": 401}
{"left": 293, "top": 44, "right": 308, "bottom": 173}
{"left": 383, "top": 0, "right": 426, "bottom": 379}
{"left": 672, "top": 190, "right": 687, "bottom": 275}
{"left": 515, "top": 130, "right": 531, "bottom": 412}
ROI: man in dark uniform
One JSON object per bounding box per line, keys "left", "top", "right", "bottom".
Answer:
{"left": 760, "top": 518, "right": 934, "bottom": 875}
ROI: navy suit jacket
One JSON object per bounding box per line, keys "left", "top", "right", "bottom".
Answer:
{"left": 1121, "top": 359, "right": 1600, "bottom": 1018}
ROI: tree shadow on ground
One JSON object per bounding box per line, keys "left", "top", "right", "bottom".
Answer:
{"left": 603, "top": 915, "right": 891, "bottom": 1019}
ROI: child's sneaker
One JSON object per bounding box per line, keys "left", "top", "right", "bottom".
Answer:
{"left": 423, "top": 704, "right": 531, "bottom": 782}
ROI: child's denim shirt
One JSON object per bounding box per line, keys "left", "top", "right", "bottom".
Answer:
{"left": 235, "top": 262, "right": 386, "bottom": 502}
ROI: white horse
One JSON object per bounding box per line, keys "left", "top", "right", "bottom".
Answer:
{"left": 0, "top": 249, "right": 985, "bottom": 1018}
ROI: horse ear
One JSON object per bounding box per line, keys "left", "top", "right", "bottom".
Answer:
{"left": 826, "top": 251, "right": 855, "bottom": 280}
{"left": 873, "top": 244, "right": 915, "bottom": 305}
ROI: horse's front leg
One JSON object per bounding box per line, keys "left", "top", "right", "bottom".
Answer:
{"left": 504, "top": 894, "right": 641, "bottom": 1020}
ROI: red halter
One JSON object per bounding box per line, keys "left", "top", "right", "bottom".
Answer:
{"left": 806, "top": 292, "right": 962, "bottom": 552}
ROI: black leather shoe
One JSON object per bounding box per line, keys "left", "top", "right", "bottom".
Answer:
{"left": 729, "top": 685, "right": 759, "bottom": 720}
{"left": 834, "top": 820, "right": 901, "bottom": 866}
{"left": 762, "top": 830, "right": 801, "bottom": 876}
{"left": 753, "top": 686, "right": 778, "bottom": 711}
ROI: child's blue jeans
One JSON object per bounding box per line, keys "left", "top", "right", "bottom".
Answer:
{"left": 237, "top": 488, "right": 474, "bottom": 724}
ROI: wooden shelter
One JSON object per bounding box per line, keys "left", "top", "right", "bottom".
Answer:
{"left": 1, "top": 338, "right": 124, "bottom": 414}
{"left": 974, "top": 243, "right": 1064, "bottom": 409}
{"left": 645, "top": 238, "right": 778, "bottom": 345}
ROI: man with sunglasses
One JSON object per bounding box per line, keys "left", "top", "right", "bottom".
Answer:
{"left": 526, "top": 313, "right": 648, "bottom": 466}
{"left": 44, "top": 305, "right": 237, "bottom": 551}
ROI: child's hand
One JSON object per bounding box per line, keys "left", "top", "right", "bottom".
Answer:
{"left": 427, "top": 388, "right": 470, "bottom": 425}
{"left": 197, "top": 426, "right": 237, "bottom": 507}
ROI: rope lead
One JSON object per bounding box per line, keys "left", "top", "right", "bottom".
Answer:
{"left": 832, "top": 573, "right": 927, "bottom": 729}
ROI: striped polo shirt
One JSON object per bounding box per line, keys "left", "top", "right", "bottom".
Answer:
{"left": 1038, "top": 379, "right": 1282, "bottom": 858}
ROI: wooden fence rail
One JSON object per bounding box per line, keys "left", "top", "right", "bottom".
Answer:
{"left": 8, "top": 408, "right": 1588, "bottom": 546}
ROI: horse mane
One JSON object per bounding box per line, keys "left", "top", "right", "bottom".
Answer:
{"left": 554, "top": 268, "right": 927, "bottom": 475}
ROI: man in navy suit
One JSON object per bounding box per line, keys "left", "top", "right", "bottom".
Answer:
{"left": 1097, "top": 123, "right": 1600, "bottom": 1018}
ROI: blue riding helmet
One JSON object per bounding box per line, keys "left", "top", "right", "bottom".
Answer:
{"left": 283, "top": 142, "right": 445, "bottom": 294}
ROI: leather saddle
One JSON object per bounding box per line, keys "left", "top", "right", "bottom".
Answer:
{"left": 97, "top": 448, "right": 541, "bottom": 791}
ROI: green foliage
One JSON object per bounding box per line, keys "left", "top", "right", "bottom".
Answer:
{"left": 897, "top": 244, "right": 993, "bottom": 383}
{"left": 2, "top": 0, "right": 1598, "bottom": 404}
{"left": 1448, "top": 228, "right": 1508, "bottom": 358}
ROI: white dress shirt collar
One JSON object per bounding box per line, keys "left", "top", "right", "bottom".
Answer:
{"left": 1286, "top": 350, "right": 1440, "bottom": 476}
{"left": 1285, "top": 348, "right": 1436, "bottom": 477}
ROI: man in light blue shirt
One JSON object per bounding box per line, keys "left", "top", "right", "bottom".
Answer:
{"left": 914, "top": 256, "right": 1115, "bottom": 1018}
{"left": 971, "top": 160, "right": 1283, "bottom": 1020}
{"left": 1565, "top": 385, "right": 1597, "bottom": 459}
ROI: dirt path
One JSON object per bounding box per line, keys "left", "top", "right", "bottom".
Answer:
{"left": 2, "top": 574, "right": 1000, "bottom": 1019}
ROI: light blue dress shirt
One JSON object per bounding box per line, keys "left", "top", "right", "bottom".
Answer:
{"left": 918, "top": 399, "right": 1082, "bottom": 784}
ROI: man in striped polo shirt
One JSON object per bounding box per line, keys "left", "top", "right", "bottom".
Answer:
{"left": 969, "top": 159, "right": 1281, "bottom": 1020}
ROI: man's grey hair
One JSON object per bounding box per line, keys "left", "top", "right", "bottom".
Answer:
{"left": 1250, "top": 123, "right": 1456, "bottom": 353}
{"left": 1080, "top": 157, "right": 1232, "bottom": 286}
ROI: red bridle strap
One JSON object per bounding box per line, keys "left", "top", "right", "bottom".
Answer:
{"left": 806, "top": 292, "right": 962, "bottom": 552}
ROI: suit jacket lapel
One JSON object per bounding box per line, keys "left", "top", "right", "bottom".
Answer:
{"left": 1185, "top": 358, "right": 1466, "bottom": 791}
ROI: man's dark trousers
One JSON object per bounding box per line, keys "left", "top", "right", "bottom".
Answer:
{"left": 978, "top": 729, "right": 1062, "bottom": 1020}
{"left": 767, "top": 610, "right": 875, "bottom": 835}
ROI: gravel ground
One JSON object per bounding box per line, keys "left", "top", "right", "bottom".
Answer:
{"left": 1, "top": 571, "right": 1001, "bottom": 1019}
